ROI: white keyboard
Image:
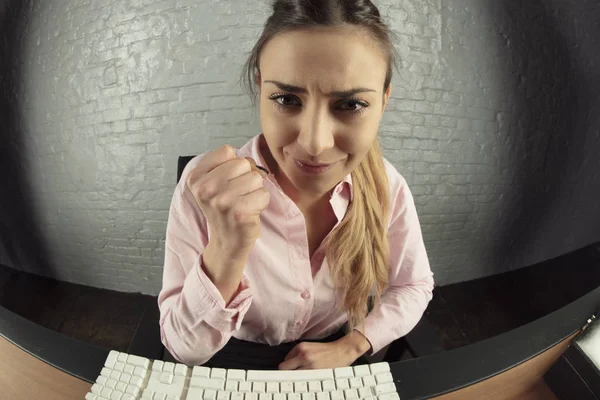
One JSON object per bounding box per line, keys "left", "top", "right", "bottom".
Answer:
{"left": 85, "top": 350, "right": 399, "bottom": 400}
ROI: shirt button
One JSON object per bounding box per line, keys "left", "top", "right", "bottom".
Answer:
{"left": 301, "top": 291, "right": 311, "bottom": 300}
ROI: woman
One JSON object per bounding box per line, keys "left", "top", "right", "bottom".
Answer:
{"left": 158, "top": 0, "right": 434, "bottom": 370}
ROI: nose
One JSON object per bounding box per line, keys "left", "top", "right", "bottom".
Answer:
{"left": 296, "top": 105, "right": 335, "bottom": 158}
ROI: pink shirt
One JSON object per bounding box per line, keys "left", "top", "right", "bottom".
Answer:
{"left": 158, "top": 134, "right": 434, "bottom": 366}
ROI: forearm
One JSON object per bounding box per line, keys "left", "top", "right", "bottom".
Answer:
{"left": 202, "top": 240, "right": 249, "bottom": 305}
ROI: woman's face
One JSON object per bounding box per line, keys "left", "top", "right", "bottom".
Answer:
{"left": 257, "top": 25, "right": 392, "bottom": 198}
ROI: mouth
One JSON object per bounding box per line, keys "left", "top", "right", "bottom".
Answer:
{"left": 294, "top": 159, "right": 336, "bottom": 174}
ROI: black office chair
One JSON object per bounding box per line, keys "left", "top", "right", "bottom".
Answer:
{"left": 177, "top": 156, "right": 196, "bottom": 184}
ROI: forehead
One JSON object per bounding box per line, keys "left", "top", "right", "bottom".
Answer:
{"left": 259, "top": 25, "right": 388, "bottom": 92}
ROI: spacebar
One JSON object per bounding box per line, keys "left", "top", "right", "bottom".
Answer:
{"left": 247, "top": 369, "right": 334, "bottom": 382}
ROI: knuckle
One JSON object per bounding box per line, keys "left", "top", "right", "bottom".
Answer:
{"left": 221, "top": 144, "right": 236, "bottom": 159}
{"left": 213, "top": 194, "right": 231, "bottom": 212}
{"left": 249, "top": 171, "right": 263, "bottom": 186}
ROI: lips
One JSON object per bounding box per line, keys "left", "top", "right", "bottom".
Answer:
{"left": 295, "top": 160, "right": 332, "bottom": 167}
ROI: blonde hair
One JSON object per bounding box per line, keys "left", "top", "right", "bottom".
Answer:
{"left": 240, "top": 0, "right": 397, "bottom": 331}
{"left": 325, "top": 141, "right": 390, "bottom": 331}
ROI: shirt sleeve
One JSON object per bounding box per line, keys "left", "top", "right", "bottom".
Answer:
{"left": 355, "top": 177, "right": 435, "bottom": 355}
{"left": 157, "top": 158, "right": 253, "bottom": 366}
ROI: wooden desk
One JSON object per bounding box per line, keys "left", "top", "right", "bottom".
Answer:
{"left": 0, "top": 333, "right": 575, "bottom": 400}
{"left": 0, "top": 336, "right": 92, "bottom": 400}
{"left": 432, "top": 333, "right": 578, "bottom": 400}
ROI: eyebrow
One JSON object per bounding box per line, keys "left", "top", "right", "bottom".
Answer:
{"left": 264, "top": 80, "right": 377, "bottom": 98}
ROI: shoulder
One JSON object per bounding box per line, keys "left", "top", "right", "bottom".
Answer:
{"left": 382, "top": 157, "right": 410, "bottom": 200}
{"left": 381, "top": 157, "right": 419, "bottom": 229}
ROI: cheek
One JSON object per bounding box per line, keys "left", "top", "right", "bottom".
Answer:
{"left": 260, "top": 103, "right": 295, "bottom": 145}
{"left": 336, "top": 124, "right": 378, "bottom": 154}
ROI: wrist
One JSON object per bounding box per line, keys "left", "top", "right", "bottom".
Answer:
{"left": 340, "top": 330, "right": 372, "bottom": 358}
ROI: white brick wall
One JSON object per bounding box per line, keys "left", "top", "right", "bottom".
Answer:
{"left": 7, "top": 0, "right": 599, "bottom": 293}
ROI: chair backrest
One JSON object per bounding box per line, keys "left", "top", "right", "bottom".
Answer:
{"left": 177, "top": 156, "right": 196, "bottom": 184}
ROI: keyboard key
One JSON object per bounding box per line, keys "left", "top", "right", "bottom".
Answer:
{"left": 375, "top": 373, "right": 393, "bottom": 384}
{"left": 280, "top": 382, "right": 294, "bottom": 393}
{"left": 228, "top": 369, "right": 247, "bottom": 381}
{"left": 105, "top": 351, "right": 119, "bottom": 369}
{"left": 125, "top": 386, "right": 140, "bottom": 397}
{"left": 191, "top": 378, "right": 226, "bottom": 390}
{"left": 187, "top": 388, "right": 204, "bottom": 399}
{"left": 349, "top": 378, "right": 362, "bottom": 389}
{"left": 288, "top": 394, "right": 301, "bottom": 400}
{"left": 117, "top": 353, "right": 128, "bottom": 363}
{"left": 374, "top": 383, "right": 396, "bottom": 395}
{"left": 344, "top": 389, "right": 359, "bottom": 400}
{"left": 247, "top": 370, "right": 334, "bottom": 382}
{"left": 259, "top": 393, "right": 272, "bottom": 400}
{"left": 378, "top": 394, "right": 399, "bottom": 400}
{"left": 226, "top": 381, "right": 239, "bottom": 392}
{"left": 316, "top": 392, "right": 330, "bottom": 400}
{"left": 335, "top": 379, "right": 349, "bottom": 391}
{"left": 85, "top": 393, "right": 97, "bottom": 400}
{"left": 154, "top": 393, "right": 167, "bottom": 400}
{"left": 100, "top": 387, "right": 113, "bottom": 397}
{"left": 239, "top": 382, "right": 252, "bottom": 393}
{"left": 109, "top": 391, "right": 122, "bottom": 400}
{"left": 212, "top": 368, "right": 227, "bottom": 380}
{"left": 352, "top": 366, "right": 370, "bottom": 378}
{"left": 134, "top": 366, "right": 147, "bottom": 378}
{"left": 160, "top": 372, "right": 174, "bottom": 384}
{"left": 253, "top": 382, "right": 266, "bottom": 393}
{"left": 358, "top": 387, "right": 372, "bottom": 399}
{"left": 244, "top": 393, "right": 258, "bottom": 400}
{"left": 164, "top": 362, "right": 175, "bottom": 374}
{"left": 122, "top": 394, "right": 136, "bottom": 400}
{"left": 91, "top": 383, "right": 103, "bottom": 394}
{"left": 127, "top": 355, "right": 150, "bottom": 369}
{"left": 232, "top": 392, "right": 244, "bottom": 400}
{"left": 175, "top": 364, "right": 188, "bottom": 377}
{"left": 333, "top": 368, "right": 353, "bottom": 380}
{"left": 308, "top": 381, "right": 321, "bottom": 392}
{"left": 301, "top": 393, "right": 316, "bottom": 400}
{"left": 218, "top": 390, "right": 231, "bottom": 400}
{"left": 101, "top": 367, "right": 111, "bottom": 378}
{"left": 369, "top": 363, "right": 389, "bottom": 375}
{"left": 141, "top": 390, "right": 153, "bottom": 399}
{"left": 110, "top": 370, "right": 121, "bottom": 381}
{"left": 105, "top": 378, "right": 117, "bottom": 389}
{"left": 130, "top": 376, "right": 144, "bottom": 388}
{"left": 193, "top": 366, "right": 211, "bottom": 378}
{"left": 294, "top": 382, "right": 308, "bottom": 393}
{"left": 330, "top": 390, "right": 344, "bottom": 400}
{"left": 97, "top": 376, "right": 108, "bottom": 386}
{"left": 204, "top": 389, "right": 218, "bottom": 400}
{"left": 273, "top": 394, "right": 286, "bottom": 400}
{"left": 123, "top": 365, "right": 134, "bottom": 375}
{"left": 322, "top": 381, "right": 335, "bottom": 392}
{"left": 114, "top": 362, "right": 125, "bottom": 372}
{"left": 153, "top": 360, "right": 164, "bottom": 372}
{"left": 362, "top": 376, "right": 376, "bottom": 388}
{"left": 266, "top": 382, "right": 279, "bottom": 393}
{"left": 119, "top": 373, "right": 131, "bottom": 384}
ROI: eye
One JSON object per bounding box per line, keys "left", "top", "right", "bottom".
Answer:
{"left": 338, "top": 99, "right": 369, "bottom": 113}
{"left": 268, "top": 93, "right": 301, "bottom": 107}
